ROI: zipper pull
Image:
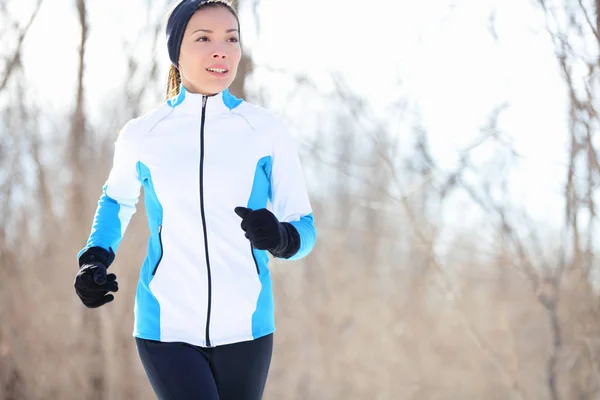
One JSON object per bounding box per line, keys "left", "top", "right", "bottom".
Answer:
{"left": 202, "top": 95, "right": 207, "bottom": 108}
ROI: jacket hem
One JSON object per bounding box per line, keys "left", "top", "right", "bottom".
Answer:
{"left": 132, "top": 327, "right": 276, "bottom": 348}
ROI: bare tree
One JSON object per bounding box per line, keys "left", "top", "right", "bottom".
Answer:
{"left": 228, "top": 0, "right": 257, "bottom": 99}
{"left": 533, "top": 0, "right": 600, "bottom": 397}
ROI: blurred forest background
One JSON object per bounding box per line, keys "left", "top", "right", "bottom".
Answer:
{"left": 2, "top": 0, "right": 600, "bottom": 398}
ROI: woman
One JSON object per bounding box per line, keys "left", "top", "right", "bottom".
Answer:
{"left": 73, "top": 0, "right": 316, "bottom": 398}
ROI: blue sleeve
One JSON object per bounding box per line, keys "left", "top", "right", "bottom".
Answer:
{"left": 269, "top": 119, "right": 316, "bottom": 260}
{"left": 288, "top": 214, "right": 316, "bottom": 260}
{"left": 77, "top": 120, "right": 142, "bottom": 260}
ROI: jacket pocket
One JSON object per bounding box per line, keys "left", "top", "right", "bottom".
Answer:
{"left": 151, "top": 225, "right": 163, "bottom": 276}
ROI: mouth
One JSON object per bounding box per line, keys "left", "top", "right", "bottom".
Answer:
{"left": 206, "top": 67, "right": 229, "bottom": 74}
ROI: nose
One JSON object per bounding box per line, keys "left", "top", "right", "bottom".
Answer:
{"left": 212, "top": 47, "right": 227, "bottom": 59}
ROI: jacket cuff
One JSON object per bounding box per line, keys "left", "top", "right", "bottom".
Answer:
{"left": 78, "top": 246, "right": 115, "bottom": 268}
{"left": 270, "top": 222, "right": 301, "bottom": 259}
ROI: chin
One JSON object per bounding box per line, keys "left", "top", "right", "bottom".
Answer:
{"left": 210, "top": 83, "right": 230, "bottom": 94}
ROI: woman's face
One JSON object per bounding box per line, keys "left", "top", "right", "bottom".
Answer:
{"left": 178, "top": 6, "right": 241, "bottom": 96}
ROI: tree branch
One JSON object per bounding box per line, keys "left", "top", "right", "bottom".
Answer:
{"left": 0, "top": 0, "right": 44, "bottom": 92}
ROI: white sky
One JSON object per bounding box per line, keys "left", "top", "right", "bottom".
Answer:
{"left": 9, "top": 0, "right": 572, "bottom": 231}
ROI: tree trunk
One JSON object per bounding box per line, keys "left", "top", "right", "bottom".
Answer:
{"left": 69, "top": 2, "right": 107, "bottom": 399}
{"left": 228, "top": 0, "right": 253, "bottom": 99}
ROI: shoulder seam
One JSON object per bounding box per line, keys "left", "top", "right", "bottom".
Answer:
{"left": 230, "top": 109, "right": 258, "bottom": 131}
{"left": 126, "top": 105, "right": 172, "bottom": 181}
{"left": 147, "top": 106, "right": 175, "bottom": 134}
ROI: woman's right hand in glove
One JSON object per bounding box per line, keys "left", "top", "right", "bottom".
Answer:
{"left": 74, "top": 247, "right": 118, "bottom": 308}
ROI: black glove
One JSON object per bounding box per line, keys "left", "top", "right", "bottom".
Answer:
{"left": 234, "top": 207, "right": 300, "bottom": 258}
{"left": 74, "top": 247, "right": 118, "bottom": 308}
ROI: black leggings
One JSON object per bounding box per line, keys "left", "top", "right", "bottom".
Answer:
{"left": 135, "top": 334, "right": 273, "bottom": 400}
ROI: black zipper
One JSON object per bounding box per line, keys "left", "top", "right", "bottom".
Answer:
{"left": 199, "top": 95, "right": 213, "bottom": 347}
{"left": 250, "top": 243, "right": 260, "bottom": 274}
{"left": 151, "top": 225, "right": 163, "bottom": 275}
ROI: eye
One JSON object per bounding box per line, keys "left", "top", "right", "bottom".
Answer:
{"left": 228, "top": 37, "right": 239, "bottom": 43}
{"left": 196, "top": 36, "right": 208, "bottom": 42}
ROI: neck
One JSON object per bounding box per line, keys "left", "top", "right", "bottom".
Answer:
{"left": 181, "top": 81, "right": 219, "bottom": 97}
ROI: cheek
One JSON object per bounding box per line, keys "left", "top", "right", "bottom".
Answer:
{"left": 231, "top": 48, "right": 243, "bottom": 70}
{"left": 179, "top": 45, "right": 205, "bottom": 69}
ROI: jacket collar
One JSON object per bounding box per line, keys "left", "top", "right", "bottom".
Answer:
{"left": 167, "top": 83, "right": 243, "bottom": 117}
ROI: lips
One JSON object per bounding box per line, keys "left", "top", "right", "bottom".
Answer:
{"left": 206, "top": 65, "right": 229, "bottom": 74}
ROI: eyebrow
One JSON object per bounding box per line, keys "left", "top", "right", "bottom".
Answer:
{"left": 192, "top": 29, "right": 239, "bottom": 34}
